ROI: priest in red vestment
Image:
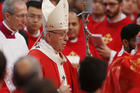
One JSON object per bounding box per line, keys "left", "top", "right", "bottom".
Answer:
{"left": 63, "top": 11, "right": 101, "bottom": 66}
{"left": 28, "top": 0, "right": 79, "bottom": 93}
{"left": 89, "top": 0, "right": 133, "bottom": 52}
{"left": 102, "top": 24, "right": 140, "bottom": 93}
{"left": 119, "top": 32, "right": 140, "bottom": 93}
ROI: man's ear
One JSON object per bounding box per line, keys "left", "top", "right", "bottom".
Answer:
{"left": 122, "top": 39, "right": 129, "bottom": 48}
{"left": 4, "top": 12, "right": 11, "bottom": 21}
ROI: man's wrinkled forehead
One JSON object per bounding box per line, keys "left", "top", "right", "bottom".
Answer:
{"left": 53, "top": 29, "right": 68, "bottom": 33}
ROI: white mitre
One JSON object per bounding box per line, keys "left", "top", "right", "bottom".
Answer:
{"left": 42, "top": 0, "right": 69, "bottom": 31}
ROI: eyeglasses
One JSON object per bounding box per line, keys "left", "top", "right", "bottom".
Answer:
{"left": 14, "top": 14, "right": 27, "bottom": 19}
{"left": 48, "top": 31, "right": 67, "bottom": 37}
{"left": 102, "top": 2, "right": 119, "bottom": 7}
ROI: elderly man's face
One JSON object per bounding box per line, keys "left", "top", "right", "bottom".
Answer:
{"left": 47, "top": 30, "right": 68, "bottom": 52}
{"left": 6, "top": 1, "right": 27, "bottom": 31}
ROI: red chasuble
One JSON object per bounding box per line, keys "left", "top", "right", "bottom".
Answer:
{"left": 28, "top": 41, "right": 79, "bottom": 93}
{"left": 63, "top": 27, "right": 101, "bottom": 64}
{"left": 89, "top": 16, "right": 133, "bottom": 51}
{"left": 102, "top": 52, "right": 130, "bottom": 93}
{"left": 119, "top": 50, "right": 140, "bottom": 93}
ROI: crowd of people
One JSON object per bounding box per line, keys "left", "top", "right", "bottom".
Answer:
{"left": 0, "top": 0, "right": 140, "bottom": 93}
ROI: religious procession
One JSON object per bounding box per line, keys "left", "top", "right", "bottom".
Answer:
{"left": 0, "top": 0, "right": 140, "bottom": 92}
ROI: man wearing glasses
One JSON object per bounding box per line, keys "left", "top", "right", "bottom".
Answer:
{"left": 91, "top": 0, "right": 133, "bottom": 64}
{"left": 28, "top": 0, "right": 79, "bottom": 93}
{"left": 0, "top": 0, "right": 28, "bottom": 92}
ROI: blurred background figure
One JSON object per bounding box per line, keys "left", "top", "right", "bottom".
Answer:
{"left": 63, "top": 10, "right": 101, "bottom": 67}
{"left": 19, "top": 0, "right": 42, "bottom": 50}
{"left": 90, "top": 0, "right": 105, "bottom": 23}
{"left": 26, "top": 79, "right": 57, "bottom": 93}
{"left": 86, "top": 0, "right": 106, "bottom": 34}
{"left": 13, "top": 56, "right": 42, "bottom": 93}
{"left": 79, "top": 56, "right": 107, "bottom": 93}
{"left": 122, "top": 0, "right": 137, "bottom": 22}
{"left": 0, "top": 51, "right": 9, "bottom": 93}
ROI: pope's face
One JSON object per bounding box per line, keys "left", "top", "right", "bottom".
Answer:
{"left": 47, "top": 30, "right": 68, "bottom": 52}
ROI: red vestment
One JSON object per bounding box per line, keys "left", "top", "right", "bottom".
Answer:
{"left": 89, "top": 16, "right": 133, "bottom": 51}
{"left": 119, "top": 50, "right": 140, "bottom": 93}
{"left": 63, "top": 27, "right": 101, "bottom": 64}
{"left": 28, "top": 40, "right": 79, "bottom": 93}
{"left": 102, "top": 51, "right": 130, "bottom": 93}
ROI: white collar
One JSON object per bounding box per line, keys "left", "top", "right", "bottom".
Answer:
{"left": 117, "top": 46, "right": 125, "bottom": 56}
{"left": 24, "top": 27, "right": 40, "bottom": 37}
{"left": 107, "top": 13, "right": 126, "bottom": 23}
{"left": 70, "top": 37, "right": 78, "bottom": 43}
{"left": 3, "top": 21, "right": 18, "bottom": 35}
{"left": 39, "top": 39, "right": 58, "bottom": 54}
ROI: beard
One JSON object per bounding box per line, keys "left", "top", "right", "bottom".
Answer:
{"left": 128, "top": 43, "right": 135, "bottom": 53}
{"left": 105, "top": 7, "right": 120, "bottom": 19}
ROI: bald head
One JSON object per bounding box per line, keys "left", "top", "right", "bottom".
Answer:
{"left": 68, "top": 11, "right": 80, "bottom": 40}
{"left": 13, "top": 56, "right": 42, "bottom": 89}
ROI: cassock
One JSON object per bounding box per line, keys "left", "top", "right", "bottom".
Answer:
{"left": 28, "top": 40, "right": 79, "bottom": 93}
{"left": 88, "top": 14, "right": 133, "bottom": 51}
{"left": 0, "top": 21, "right": 29, "bottom": 91}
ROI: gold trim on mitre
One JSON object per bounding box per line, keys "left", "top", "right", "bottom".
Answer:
{"left": 42, "top": 0, "right": 69, "bottom": 31}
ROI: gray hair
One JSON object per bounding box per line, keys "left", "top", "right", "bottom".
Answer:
{"left": 15, "top": 56, "right": 42, "bottom": 79}
{"left": 13, "top": 56, "right": 42, "bottom": 89}
{"left": 2, "top": 0, "right": 25, "bottom": 19}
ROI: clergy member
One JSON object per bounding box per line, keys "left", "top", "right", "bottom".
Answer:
{"left": 0, "top": 0, "right": 28, "bottom": 91}
{"left": 28, "top": 0, "right": 79, "bottom": 93}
